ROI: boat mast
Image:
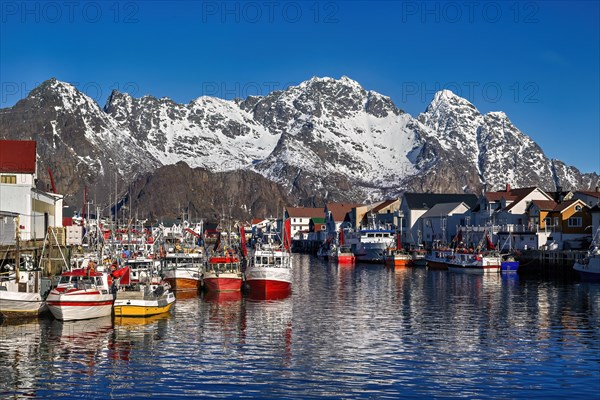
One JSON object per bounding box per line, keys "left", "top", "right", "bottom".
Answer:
{"left": 15, "top": 215, "right": 20, "bottom": 284}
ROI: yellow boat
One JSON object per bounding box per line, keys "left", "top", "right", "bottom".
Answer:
{"left": 114, "top": 283, "right": 176, "bottom": 317}
{"left": 113, "top": 313, "right": 171, "bottom": 327}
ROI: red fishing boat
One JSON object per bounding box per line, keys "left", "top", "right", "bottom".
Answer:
{"left": 203, "top": 230, "right": 243, "bottom": 292}
{"left": 246, "top": 218, "right": 293, "bottom": 295}
{"left": 383, "top": 232, "right": 411, "bottom": 268}
{"left": 328, "top": 229, "right": 355, "bottom": 265}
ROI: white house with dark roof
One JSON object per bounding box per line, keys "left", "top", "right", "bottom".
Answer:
{"left": 285, "top": 207, "right": 325, "bottom": 239}
{"left": 572, "top": 189, "right": 600, "bottom": 208}
{"left": 471, "top": 186, "right": 554, "bottom": 229}
{"left": 418, "top": 202, "right": 472, "bottom": 246}
{"left": 400, "top": 193, "right": 478, "bottom": 246}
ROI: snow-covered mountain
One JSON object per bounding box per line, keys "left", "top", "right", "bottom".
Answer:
{"left": 0, "top": 76, "right": 597, "bottom": 218}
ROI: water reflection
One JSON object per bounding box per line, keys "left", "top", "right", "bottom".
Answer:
{"left": 0, "top": 257, "right": 598, "bottom": 398}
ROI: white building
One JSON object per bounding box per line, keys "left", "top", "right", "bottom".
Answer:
{"left": 418, "top": 202, "right": 472, "bottom": 246}
{"left": 285, "top": 207, "right": 325, "bottom": 239}
{"left": 400, "top": 193, "right": 478, "bottom": 246}
{"left": 0, "top": 140, "right": 63, "bottom": 242}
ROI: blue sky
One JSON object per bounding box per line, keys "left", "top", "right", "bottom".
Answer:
{"left": 1, "top": 0, "right": 599, "bottom": 174}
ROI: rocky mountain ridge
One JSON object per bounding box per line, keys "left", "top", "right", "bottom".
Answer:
{"left": 0, "top": 77, "right": 597, "bottom": 220}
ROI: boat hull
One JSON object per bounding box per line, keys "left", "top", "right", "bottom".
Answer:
{"left": 357, "top": 246, "right": 387, "bottom": 263}
{"left": 384, "top": 254, "right": 412, "bottom": 268}
{"left": 163, "top": 277, "right": 200, "bottom": 291}
{"left": 426, "top": 260, "right": 449, "bottom": 270}
{"left": 246, "top": 266, "right": 292, "bottom": 295}
{"left": 246, "top": 279, "right": 291, "bottom": 294}
{"left": 203, "top": 274, "right": 243, "bottom": 292}
{"left": 447, "top": 264, "right": 500, "bottom": 274}
{"left": 0, "top": 292, "right": 47, "bottom": 319}
{"left": 162, "top": 268, "right": 201, "bottom": 291}
{"left": 330, "top": 254, "right": 355, "bottom": 265}
{"left": 46, "top": 291, "right": 115, "bottom": 321}
{"left": 113, "top": 294, "right": 175, "bottom": 317}
{"left": 573, "top": 257, "right": 600, "bottom": 282}
{"left": 501, "top": 261, "right": 520, "bottom": 273}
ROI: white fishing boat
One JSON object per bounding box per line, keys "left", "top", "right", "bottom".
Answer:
{"left": 0, "top": 256, "right": 51, "bottom": 319}
{"left": 124, "top": 256, "right": 161, "bottom": 284}
{"left": 573, "top": 227, "right": 600, "bottom": 282}
{"left": 424, "top": 248, "right": 453, "bottom": 269}
{"left": 356, "top": 229, "right": 395, "bottom": 263}
{"left": 446, "top": 251, "right": 502, "bottom": 274}
{"left": 45, "top": 261, "right": 126, "bottom": 321}
{"left": 161, "top": 251, "right": 204, "bottom": 291}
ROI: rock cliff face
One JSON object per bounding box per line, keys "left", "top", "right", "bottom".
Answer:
{"left": 125, "top": 163, "right": 292, "bottom": 221}
{"left": 1, "top": 77, "right": 597, "bottom": 219}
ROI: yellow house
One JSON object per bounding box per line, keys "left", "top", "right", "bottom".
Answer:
{"left": 529, "top": 199, "right": 590, "bottom": 233}
{"left": 550, "top": 199, "right": 592, "bottom": 234}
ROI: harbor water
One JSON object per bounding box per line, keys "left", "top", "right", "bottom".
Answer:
{"left": 1, "top": 254, "right": 599, "bottom": 398}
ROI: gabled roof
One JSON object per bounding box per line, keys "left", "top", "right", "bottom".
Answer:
{"left": 576, "top": 190, "right": 600, "bottom": 199}
{"left": 504, "top": 187, "right": 553, "bottom": 212}
{"left": 372, "top": 199, "right": 399, "bottom": 213}
{"left": 552, "top": 199, "right": 587, "bottom": 213}
{"left": 530, "top": 200, "right": 558, "bottom": 211}
{"left": 530, "top": 199, "right": 588, "bottom": 213}
{"left": 403, "top": 193, "right": 478, "bottom": 210}
{"left": 420, "top": 202, "right": 470, "bottom": 219}
{"left": 485, "top": 187, "right": 539, "bottom": 203}
{"left": 0, "top": 140, "right": 36, "bottom": 174}
{"left": 286, "top": 207, "right": 324, "bottom": 218}
{"left": 326, "top": 202, "right": 362, "bottom": 222}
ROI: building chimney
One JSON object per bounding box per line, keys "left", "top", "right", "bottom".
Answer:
{"left": 506, "top": 183, "right": 511, "bottom": 192}
{"left": 556, "top": 186, "right": 563, "bottom": 203}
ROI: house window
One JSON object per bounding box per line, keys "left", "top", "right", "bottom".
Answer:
{"left": 0, "top": 175, "right": 16, "bottom": 184}
{"left": 575, "top": 205, "right": 582, "bottom": 211}
{"left": 567, "top": 217, "right": 582, "bottom": 227}
{"left": 320, "top": 226, "right": 325, "bottom": 230}
{"left": 544, "top": 217, "right": 551, "bottom": 226}
{"left": 554, "top": 217, "right": 559, "bottom": 227}
{"left": 293, "top": 218, "right": 296, "bottom": 223}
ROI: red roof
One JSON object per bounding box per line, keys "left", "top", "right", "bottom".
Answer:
{"left": 485, "top": 187, "right": 538, "bottom": 203}
{"left": 552, "top": 199, "right": 586, "bottom": 213}
{"left": 286, "top": 207, "right": 325, "bottom": 218}
{"left": 326, "top": 202, "right": 363, "bottom": 222}
{"left": 531, "top": 200, "right": 557, "bottom": 211}
{"left": 577, "top": 191, "right": 600, "bottom": 199}
{"left": 0, "top": 140, "right": 36, "bottom": 174}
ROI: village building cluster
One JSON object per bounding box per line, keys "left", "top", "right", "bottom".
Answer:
{"left": 1, "top": 139, "right": 599, "bottom": 253}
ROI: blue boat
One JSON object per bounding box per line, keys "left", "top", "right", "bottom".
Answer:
{"left": 500, "top": 255, "right": 519, "bottom": 273}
